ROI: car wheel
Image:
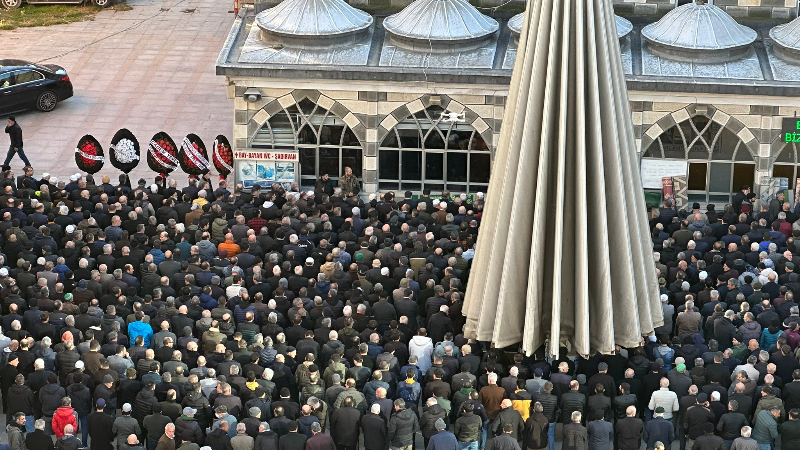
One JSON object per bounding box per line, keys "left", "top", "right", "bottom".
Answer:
{"left": 1, "top": 0, "right": 22, "bottom": 9}
{"left": 36, "top": 91, "right": 58, "bottom": 112}
{"left": 93, "top": 0, "right": 109, "bottom": 7}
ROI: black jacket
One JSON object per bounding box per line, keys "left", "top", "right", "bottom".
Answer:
{"left": 717, "top": 412, "right": 748, "bottom": 440}
{"left": 691, "top": 432, "right": 726, "bottom": 450}
{"left": 26, "top": 429, "right": 55, "bottom": 450}
{"left": 329, "top": 406, "right": 361, "bottom": 446}
{"left": 175, "top": 416, "right": 204, "bottom": 447}
{"left": 204, "top": 428, "right": 233, "bottom": 450}
{"left": 387, "top": 408, "right": 419, "bottom": 447}
{"left": 135, "top": 389, "right": 158, "bottom": 424}
{"left": 779, "top": 418, "right": 800, "bottom": 449}
{"left": 87, "top": 411, "right": 115, "bottom": 450}
{"left": 531, "top": 392, "right": 558, "bottom": 423}
{"left": 454, "top": 411, "right": 482, "bottom": 442}
{"left": 420, "top": 404, "right": 448, "bottom": 440}
{"left": 491, "top": 408, "right": 524, "bottom": 440}
{"left": 5, "top": 122, "right": 22, "bottom": 148}
{"left": 524, "top": 413, "right": 549, "bottom": 450}
{"left": 560, "top": 392, "right": 586, "bottom": 424}
{"left": 7, "top": 384, "right": 36, "bottom": 416}
{"left": 361, "top": 413, "right": 387, "bottom": 450}
{"left": 277, "top": 432, "right": 307, "bottom": 450}
{"left": 67, "top": 382, "right": 93, "bottom": 417}
{"left": 55, "top": 435, "right": 81, "bottom": 450}
{"left": 254, "top": 430, "right": 278, "bottom": 450}
{"left": 615, "top": 417, "right": 643, "bottom": 450}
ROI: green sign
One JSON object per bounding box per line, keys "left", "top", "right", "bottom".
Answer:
{"left": 783, "top": 117, "right": 800, "bottom": 143}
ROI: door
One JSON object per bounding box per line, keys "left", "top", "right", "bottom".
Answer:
{"left": 0, "top": 71, "right": 20, "bottom": 114}
{"left": 10, "top": 70, "right": 46, "bottom": 111}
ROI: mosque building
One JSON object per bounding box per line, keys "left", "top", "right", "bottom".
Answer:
{"left": 217, "top": 0, "right": 800, "bottom": 204}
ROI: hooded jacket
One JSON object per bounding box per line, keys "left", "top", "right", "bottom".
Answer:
{"left": 52, "top": 406, "right": 78, "bottom": 438}
{"left": 409, "top": 336, "right": 433, "bottom": 374}
{"left": 7, "top": 422, "right": 26, "bottom": 450}
{"left": 40, "top": 383, "right": 66, "bottom": 417}
{"left": 196, "top": 240, "right": 217, "bottom": 261}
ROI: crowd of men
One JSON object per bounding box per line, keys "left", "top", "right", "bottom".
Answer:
{"left": 3, "top": 169, "right": 800, "bottom": 450}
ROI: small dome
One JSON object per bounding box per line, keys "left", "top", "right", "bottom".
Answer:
{"left": 508, "top": 12, "right": 523, "bottom": 36}
{"left": 642, "top": 0, "right": 755, "bottom": 60}
{"left": 615, "top": 15, "right": 632, "bottom": 40}
{"left": 384, "top": 0, "right": 498, "bottom": 45}
{"left": 256, "top": 0, "right": 372, "bottom": 39}
{"left": 770, "top": 16, "right": 800, "bottom": 58}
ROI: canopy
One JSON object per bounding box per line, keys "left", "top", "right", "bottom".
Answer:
{"left": 462, "top": 0, "right": 662, "bottom": 357}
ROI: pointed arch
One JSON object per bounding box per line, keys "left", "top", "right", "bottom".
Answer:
{"left": 247, "top": 89, "right": 367, "bottom": 145}
{"left": 377, "top": 94, "right": 494, "bottom": 155}
{"left": 640, "top": 105, "right": 759, "bottom": 160}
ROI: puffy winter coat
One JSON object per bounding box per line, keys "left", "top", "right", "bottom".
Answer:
{"left": 420, "top": 404, "right": 447, "bottom": 440}
{"left": 454, "top": 411, "right": 482, "bottom": 442}
{"left": 52, "top": 406, "right": 78, "bottom": 438}
{"left": 135, "top": 389, "right": 159, "bottom": 424}
{"left": 67, "top": 382, "right": 92, "bottom": 417}
{"left": 211, "top": 219, "right": 228, "bottom": 245}
{"left": 175, "top": 416, "right": 204, "bottom": 447}
{"left": 387, "top": 408, "right": 419, "bottom": 447}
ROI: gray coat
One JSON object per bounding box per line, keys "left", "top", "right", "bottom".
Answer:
{"left": 7, "top": 423, "right": 27, "bottom": 450}
{"left": 113, "top": 415, "right": 143, "bottom": 448}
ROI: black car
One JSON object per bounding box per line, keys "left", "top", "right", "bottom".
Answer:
{"left": 0, "top": 59, "right": 73, "bottom": 114}
{"left": 1, "top": 0, "right": 108, "bottom": 9}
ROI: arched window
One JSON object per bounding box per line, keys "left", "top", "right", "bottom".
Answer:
{"left": 642, "top": 115, "right": 754, "bottom": 205}
{"left": 772, "top": 142, "right": 800, "bottom": 190}
{"left": 252, "top": 98, "right": 363, "bottom": 187}
{"left": 378, "top": 105, "right": 490, "bottom": 193}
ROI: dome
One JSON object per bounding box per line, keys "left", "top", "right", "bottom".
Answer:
{"left": 615, "top": 15, "right": 632, "bottom": 40}
{"left": 256, "top": 0, "right": 372, "bottom": 40}
{"left": 384, "top": 0, "right": 499, "bottom": 47}
{"left": 642, "top": 0, "right": 756, "bottom": 61}
{"left": 770, "top": 16, "right": 800, "bottom": 58}
{"left": 508, "top": 12, "right": 523, "bottom": 36}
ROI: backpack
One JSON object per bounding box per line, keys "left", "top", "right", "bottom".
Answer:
{"left": 397, "top": 382, "right": 416, "bottom": 402}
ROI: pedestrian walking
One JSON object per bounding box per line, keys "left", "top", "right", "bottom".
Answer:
{"left": 4, "top": 117, "right": 31, "bottom": 168}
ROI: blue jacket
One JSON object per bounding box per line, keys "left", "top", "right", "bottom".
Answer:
{"left": 128, "top": 320, "right": 154, "bottom": 348}
{"left": 427, "top": 430, "right": 458, "bottom": 450}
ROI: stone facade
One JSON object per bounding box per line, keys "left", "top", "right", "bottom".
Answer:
{"left": 227, "top": 75, "right": 800, "bottom": 195}
{"left": 229, "top": 82, "right": 504, "bottom": 193}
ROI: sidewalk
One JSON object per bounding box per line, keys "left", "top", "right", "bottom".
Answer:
{"left": 1, "top": 0, "right": 233, "bottom": 184}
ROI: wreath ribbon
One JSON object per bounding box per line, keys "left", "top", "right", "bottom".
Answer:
{"left": 213, "top": 139, "right": 233, "bottom": 172}
{"left": 149, "top": 140, "right": 179, "bottom": 170}
{"left": 182, "top": 137, "right": 209, "bottom": 169}
{"left": 75, "top": 147, "right": 105, "bottom": 162}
